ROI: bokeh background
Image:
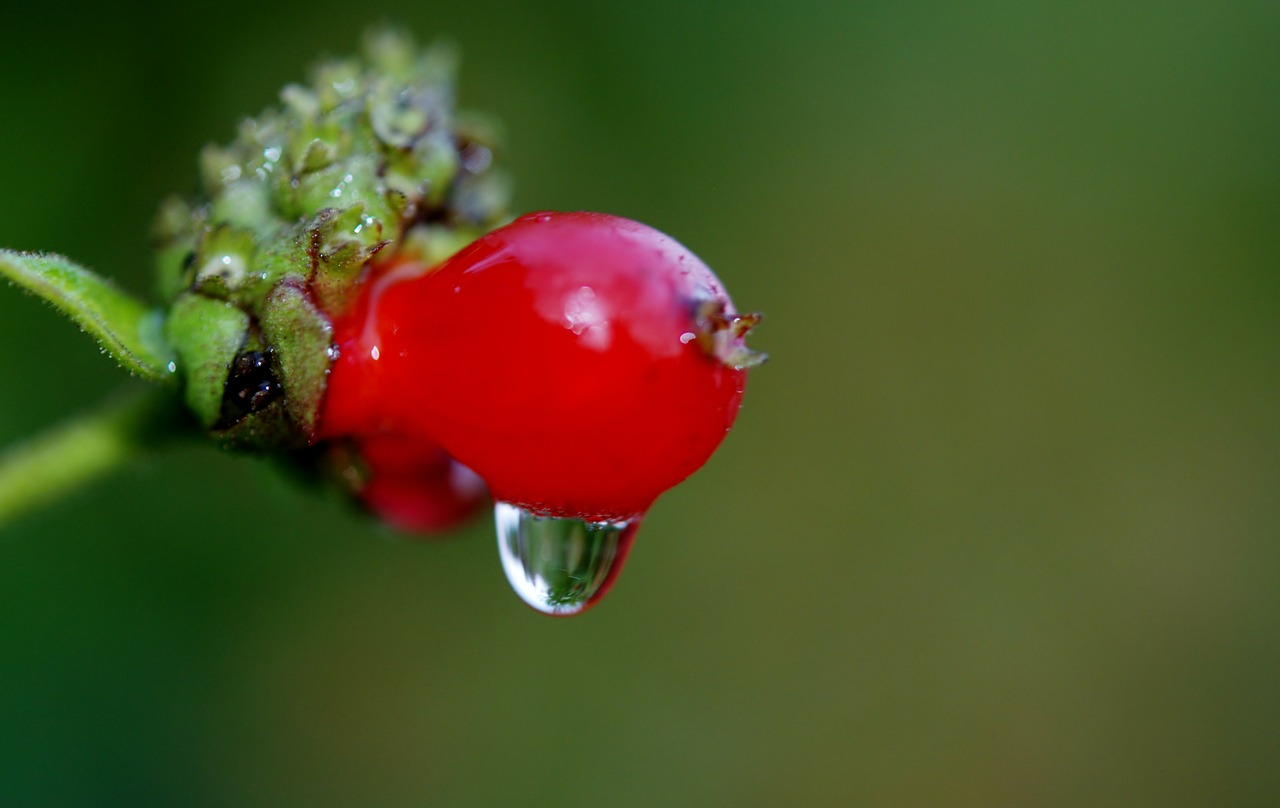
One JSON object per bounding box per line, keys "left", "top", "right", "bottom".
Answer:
{"left": 1, "top": 1, "right": 1277, "bottom": 805}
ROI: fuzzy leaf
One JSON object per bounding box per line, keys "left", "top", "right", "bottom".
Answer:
{"left": 0, "top": 249, "right": 176, "bottom": 384}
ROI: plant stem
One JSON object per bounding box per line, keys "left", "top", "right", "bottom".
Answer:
{"left": 0, "top": 388, "right": 188, "bottom": 529}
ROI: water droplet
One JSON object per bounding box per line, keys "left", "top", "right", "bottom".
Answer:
{"left": 495, "top": 501, "right": 639, "bottom": 616}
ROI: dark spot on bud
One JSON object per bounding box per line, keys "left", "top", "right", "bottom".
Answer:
{"left": 182, "top": 251, "right": 197, "bottom": 269}
{"left": 218, "top": 350, "right": 284, "bottom": 427}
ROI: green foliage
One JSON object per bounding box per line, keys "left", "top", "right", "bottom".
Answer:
{"left": 0, "top": 250, "right": 176, "bottom": 384}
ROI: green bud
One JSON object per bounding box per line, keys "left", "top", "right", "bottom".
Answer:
{"left": 151, "top": 28, "right": 511, "bottom": 453}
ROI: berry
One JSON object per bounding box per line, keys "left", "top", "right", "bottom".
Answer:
{"left": 0, "top": 30, "right": 767, "bottom": 615}
{"left": 349, "top": 434, "right": 487, "bottom": 532}
{"left": 318, "top": 211, "right": 763, "bottom": 523}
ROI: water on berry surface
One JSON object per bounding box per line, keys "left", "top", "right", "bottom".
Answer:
{"left": 494, "top": 501, "right": 639, "bottom": 616}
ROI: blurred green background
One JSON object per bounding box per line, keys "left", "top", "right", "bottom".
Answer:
{"left": 1, "top": 0, "right": 1277, "bottom": 805}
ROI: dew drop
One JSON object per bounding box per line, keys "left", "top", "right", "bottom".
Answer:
{"left": 495, "top": 501, "right": 639, "bottom": 616}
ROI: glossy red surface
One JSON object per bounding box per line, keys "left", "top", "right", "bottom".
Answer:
{"left": 319, "top": 211, "right": 749, "bottom": 522}
{"left": 353, "top": 433, "right": 487, "bottom": 532}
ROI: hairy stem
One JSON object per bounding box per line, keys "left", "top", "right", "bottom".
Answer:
{"left": 0, "top": 388, "right": 188, "bottom": 529}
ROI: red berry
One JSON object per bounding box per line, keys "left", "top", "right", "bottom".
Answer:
{"left": 318, "top": 211, "right": 761, "bottom": 523}
{"left": 352, "top": 434, "right": 487, "bottom": 532}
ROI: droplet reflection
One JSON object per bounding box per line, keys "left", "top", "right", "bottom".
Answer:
{"left": 495, "top": 501, "right": 638, "bottom": 616}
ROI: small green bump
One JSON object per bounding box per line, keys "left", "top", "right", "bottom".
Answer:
{"left": 199, "top": 144, "right": 246, "bottom": 193}
{"left": 289, "top": 113, "right": 350, "bottom": 169}
{"left": 307, "top": 205, "right": 388, "bottom": 313}
{"left": 369, "top": 77, "right": 435, "bottom": 149}
{"left": 363, "top": 27, "right": 417, "bottom": 79}
{"left": 211, "top": 181, "right": 273, "bottom": 235}
{"left": 192, "top": 225, "right": 258, "bottom": 298}
{"left": 298, "top": 138, "right": 338, "bottom": 173}
{"left": 235, "top": 116, "right": 269, "bottom": 152}
{"left": 153, "top": 196, "right": 196, "bottom": 242}
{"left": 280, "top": 84, "right": 319, "bottom": 119}
{"left": 384, "top": 189, "right": 410, "bottom": 220}
{"left": 327, "top": 204, "right": 385, "bottom": 250}
{"left": 282, "top": 154, "right": 382, "bottom": 220}
{"left": 383, "top": 130, "right": 459, "bottom": 205}
{"left": 246, "top": 229, "right": 311, "bottom": 315}
{"left": 312, "top": 57, "right": 363, "bottom": 112}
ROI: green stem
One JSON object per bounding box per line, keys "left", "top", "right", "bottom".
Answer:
{"left": 0, "top": 388, "right": 188, "bottom": 529}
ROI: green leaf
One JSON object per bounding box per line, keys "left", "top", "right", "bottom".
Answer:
{"left": 0, "top": 249, "right": 177, "bottom": 385}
